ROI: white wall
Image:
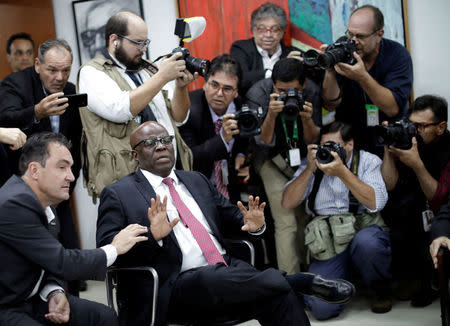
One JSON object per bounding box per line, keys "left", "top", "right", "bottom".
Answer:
{"left": 51, "top": 0, "right": 450, "bottom": 248}
{"left": 52, "top": 0, "right": 179, "bottom": 248}
{"left": 407, "top": 0, "right": 450, "bottom": 106}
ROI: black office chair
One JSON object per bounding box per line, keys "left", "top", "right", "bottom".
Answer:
{"left": 106, "top": 239, "right": 255, "bottom": 326}
{"left": 437, "top": 248, "right": 450, "bottom": 326}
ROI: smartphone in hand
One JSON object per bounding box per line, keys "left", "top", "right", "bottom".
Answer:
{"left": 64, "top": 93, "right": 88, "bottom": 107}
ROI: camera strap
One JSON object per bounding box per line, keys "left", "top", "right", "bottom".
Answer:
{"left": 308, "top": 149, "right": 360, "bottom": 216}
{"left": 280, "top": 114, "right": 298, "bottom": 149}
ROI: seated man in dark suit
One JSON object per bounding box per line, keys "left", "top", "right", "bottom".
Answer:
{"left": 0, "top": 39, "right": 84, "bottom": 295}
{"left": 96, "top": 121, "right": 355, "bottom": 326}
{"left": 0, "top": 132, "right": 148, "bottom": 326}
{"left": 179, "top": 54, "right": 249, "bottom": 203}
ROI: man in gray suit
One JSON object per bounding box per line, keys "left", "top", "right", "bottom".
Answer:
{"left": 0, "top": 132, "right": 148, "bottom": 326}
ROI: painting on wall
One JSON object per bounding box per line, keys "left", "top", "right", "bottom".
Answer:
{"left": 72, "top": 0, "right": 144, "bottom": 65}
{"left": 289, "top": 0, "right": 407, "bottom": 51}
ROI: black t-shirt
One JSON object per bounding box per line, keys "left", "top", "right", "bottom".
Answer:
{"left": 335, "top": 38, "right": 413, "bottom": 157}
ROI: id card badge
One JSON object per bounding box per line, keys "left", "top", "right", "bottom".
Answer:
{"left": 221, "top": 163, "right": 229, "bottom": 185}
{"left": 365, "top": 104, "right": 379, "bottom": 126}
{"left": 422, "top": 209, "right": 434, "bottom": 232}
{"left": 288, "top": 148, "right": 301, "bottom": 167}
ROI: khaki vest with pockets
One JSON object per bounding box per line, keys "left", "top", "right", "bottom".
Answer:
{"left": 76, "top": 54, "right": 192, "bottom": 202}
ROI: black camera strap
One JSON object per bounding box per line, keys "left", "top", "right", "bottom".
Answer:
{"left": 308, "top": 149, "right": 360, "bottom": 216}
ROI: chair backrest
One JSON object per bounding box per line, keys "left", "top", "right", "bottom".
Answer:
{"left": 105, "top": 239, "right": 255, "bottom": 326}
{"left": 106, "top": 266, "right": 159, "bottom": 326}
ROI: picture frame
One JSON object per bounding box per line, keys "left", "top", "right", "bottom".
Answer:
{"left": 72, "top": 0, "right": 145, "bottom": 65}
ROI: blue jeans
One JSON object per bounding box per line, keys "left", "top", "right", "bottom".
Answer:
{"left": 304, "top": 225, "right": 391, "bottom": 320}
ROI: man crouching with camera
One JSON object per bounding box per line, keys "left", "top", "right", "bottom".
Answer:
{"left": 381, "top": 95, "right": 450, "bottom": 308}
{"left": 282, "top": 121, "right": 391, "bottom": 319}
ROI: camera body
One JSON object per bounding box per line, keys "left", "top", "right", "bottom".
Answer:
{"left": 170, "top": 47, "right": 210, "bottom": 77}
{"left": 317, "top": 37, "right": 357, "bottom": 70}
{"left": 375, "top": 119, "right": 416, "bottom": 149}
{"left": 234, "top": 105, "right": 263, "bottom": 137}
{"left": 316, "top": 141, "right": 347, "bottom": 164}
{"left": 277, "top": 88, "right": 305, "bottom": 121}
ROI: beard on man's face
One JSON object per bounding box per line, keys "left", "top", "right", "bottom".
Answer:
{"left": 115, "top": 44, "right": 142, "bottom": 71}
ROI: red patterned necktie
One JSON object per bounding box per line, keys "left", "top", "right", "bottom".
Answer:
{"left": 214, "top": 119, "right": 229, "bottom": 199}
{"left": 162, "top": 177, "right": 227, "bottom": 266}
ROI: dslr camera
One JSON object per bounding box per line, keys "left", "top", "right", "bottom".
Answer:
{"left": 316, "top": 141, "right": 347, "bottom": 164}
{"left": 317, "top": 36, "right": 357, "bottom": 70}
{"left": 170, "top": 47, "right": 210, "bottom": 77}
{"left": 375, "top": 119, "right": 416, "bottom": 149}
{"left": 234, "top": 105, "right": 263, "bottom": 137}
{"left": 277, "top": 88, "right": 305, "bottom": 121}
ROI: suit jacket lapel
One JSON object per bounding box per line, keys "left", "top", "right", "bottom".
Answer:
{"left": 133, "top": 169, "right": 156, "bottom": 207}
{"left": 134, "top": 170, "right": 180, "bottom": 246}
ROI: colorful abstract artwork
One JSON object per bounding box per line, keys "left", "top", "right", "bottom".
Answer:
{"left": 289, "top": 0, "right": 406, "bottom": 50}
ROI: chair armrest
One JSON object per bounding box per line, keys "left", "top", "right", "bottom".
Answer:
{"left": 223, "top": 239, "right": 255, "bottom": 266}
{"left": 106, "top": 266, "right": 159, "bottom": 326}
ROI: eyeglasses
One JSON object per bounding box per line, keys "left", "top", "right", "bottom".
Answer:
{"left": 413, "top": 121, "right": 441, "bottom": 131}
{"left": 345, "top": 29, "right": 378, "bottom": 40}
{"left": 118, "top": 35, "right": 150, "bottom": 50}
{"left": 207, "top": 80, "right": 237, "bottom": 96}
{"left": 255, "top": 25, "right": 283, "bottom": 34}
{"left": 133, "top": 135, "right": 174, "bottom": 150}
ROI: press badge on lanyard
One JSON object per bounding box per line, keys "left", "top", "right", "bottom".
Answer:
{"left": 365, "top": 104, "right": 379, "bottom": 126}
{"left": 422, "top": 205, "right": 434, "bottom": 232}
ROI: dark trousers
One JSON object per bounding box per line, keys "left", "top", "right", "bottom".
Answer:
{"left": 305, "top": 225, "right": 391, "bottom": 320}
{"left": 168, "top": 258, "right": 310, "bottom": 326}
{"left": 0, "top": 294, "right": 118, "bottom": 326}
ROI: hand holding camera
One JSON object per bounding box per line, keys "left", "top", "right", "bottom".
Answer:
{"left": 277, "top": 88, "right": 305, "bottom": 121}
{"left": 221, "top": 113, "right": 239, "bottom": 143}
{"left": 314, "top": 141, "right": 348, "bottom": 176}
{"left": 158, "top": 52, "right": 187, "bottom": 83}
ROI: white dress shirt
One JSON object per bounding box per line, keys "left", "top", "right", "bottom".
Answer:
{"left": 141, "top": 169, "right": 226, "bottom": 272}
{"left": 286, "top": 150, "right": 388, "bottom": 216}
{"left": 30, "top": 207, "right": 117, "bottom": 301}
{"left": 255, "top": 42, "right": 282, "bottom": 78}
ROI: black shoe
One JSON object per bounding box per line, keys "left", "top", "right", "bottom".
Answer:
{"left": 410, "top": 286, "right": 439, "bottom": 307}
{"left": 307, "top": 275, "right": 355, "bottom": 304}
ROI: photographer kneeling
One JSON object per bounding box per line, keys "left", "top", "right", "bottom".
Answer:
{"left": 381, "top": 95, "right": 450, "bottom": 307}
{"left": 282, "top": 121, "right": 391, "bottom": 319}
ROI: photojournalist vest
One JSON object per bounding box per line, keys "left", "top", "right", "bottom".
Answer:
{"left": 77, "top": 53, "right": 192, "bottom": 202}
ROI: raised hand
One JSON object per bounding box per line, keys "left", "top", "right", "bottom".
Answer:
{"left": 0, "top": 127, "right": 26, "bottom": 150}
{"left": 34, "top": 92, "right": 68, "bottom": 121}
{"left": 238, "top": 195, "right": 266, "bottom": 232}
{"left": 334, "top": 51, "right": 367, "bottom": 82}
{"left": 111, "top": 224, "right": 148, "bottom": 255}
{"left": 147, "top": 194, "right": 179, "bottom": 241}
{"left": 221, "top": 113, "right": 239, "bottom": 143}
{"left": 267, "top": 93, "right": 283, "bottom": 120}
{"left": 158, "top": 52, "right": 187, "bottom": 84}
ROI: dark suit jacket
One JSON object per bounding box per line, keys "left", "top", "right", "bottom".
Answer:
{"left": 96, "top": 169, "right": 246, "bottom": 326}
{"left": 179, "top": 89, "right": 248, "bottom": 199}
{"left": 0, "top": 66, "right": 82, "bottom": 181}
{"left": 0, "top": 175, "right": 107, "bottom": 306}
{"left": 230, "top": 38, "right": 297, "bottom": 95}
